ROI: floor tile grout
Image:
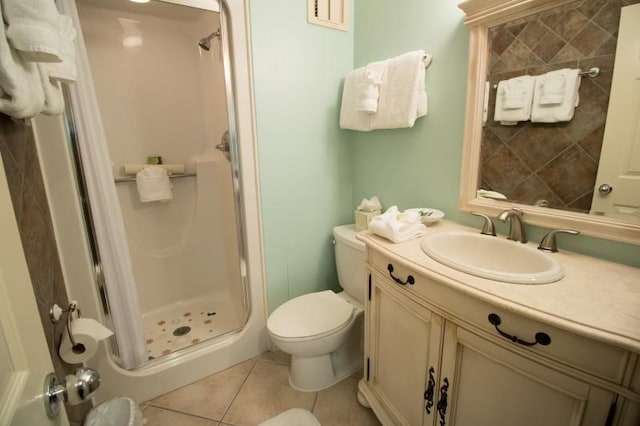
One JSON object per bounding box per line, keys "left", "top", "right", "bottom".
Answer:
{"left": 219, "top": 357, "right": 259, "bottom": 424}
{"left": 144, "top": 404, "right": 221, "bottom": 422}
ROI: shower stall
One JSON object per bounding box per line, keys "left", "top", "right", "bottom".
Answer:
{"left": 34, "top": 0, "right": 267, "bottom": 402}
{"left": 74, "top": 0, "right": 246, "bottom": 363}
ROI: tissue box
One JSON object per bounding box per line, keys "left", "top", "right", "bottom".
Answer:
{"left": 355, "top": 209, "right": 381, "bottom": 231}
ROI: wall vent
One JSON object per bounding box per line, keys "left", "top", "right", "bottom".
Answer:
{"left": 308, "top": 0, "right": 348, "bottom": 32}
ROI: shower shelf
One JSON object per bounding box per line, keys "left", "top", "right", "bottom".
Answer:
{"left": 114, "top": 173, "right": 197, "bottom": 184}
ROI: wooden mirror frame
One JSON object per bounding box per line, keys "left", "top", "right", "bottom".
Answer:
{"left": 457, "top": 0, "right": 640, "bottom": 245}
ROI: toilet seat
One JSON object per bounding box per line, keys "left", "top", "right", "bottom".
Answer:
{"left": 267, "top": 290, "right": 354, "bottom": 340}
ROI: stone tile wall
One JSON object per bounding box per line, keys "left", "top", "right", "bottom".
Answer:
{"left": 481, "top": 0, "right": 640, "bottom": 212}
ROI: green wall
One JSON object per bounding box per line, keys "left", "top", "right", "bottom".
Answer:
{"left": 249, "top": 1, "right": 355, "bottom": 312}
{"left": 250, "top": 0, "right": 639, "bottom": 314}
{"left": 350, "top": 0, "right": 640, "bottom": 268}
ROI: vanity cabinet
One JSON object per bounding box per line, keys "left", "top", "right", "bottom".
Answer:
{"left": 358, "top": 239, "right": 640, "bottom": 426}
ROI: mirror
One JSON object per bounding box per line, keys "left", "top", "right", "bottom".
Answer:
{"left": 458, "top": 0, "right": 640, "bottom": 244}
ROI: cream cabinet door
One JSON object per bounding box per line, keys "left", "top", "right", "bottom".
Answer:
{"left": 439, "top": 325, "right": 615, "bottom": 426}
{"left": 366, "top": 272, "right": 443, "bottom": 426}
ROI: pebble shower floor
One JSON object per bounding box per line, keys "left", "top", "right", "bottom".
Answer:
{"left": 142, "top": 292, "right": 243, "bottom": 359}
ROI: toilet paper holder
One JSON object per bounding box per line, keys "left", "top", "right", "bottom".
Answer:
{"left": 49, "top": 301, "right": 84, "bottom": 353}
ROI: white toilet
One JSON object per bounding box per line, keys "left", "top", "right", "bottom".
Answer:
{"left": 267, "top": 224, "right": 366, "bottom": 392}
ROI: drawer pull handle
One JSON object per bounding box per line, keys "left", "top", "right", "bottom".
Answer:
{"left": 436, "top": 377, "right": 449, "bottom": 426}
{"left": 488, "top": 313, "right": 551, "bottom": 346}
{"left": 424, "top": 366, "right": 435, "bottom": 414}
{"left": 387, "top": 264, "right": 414, "bottom": 285}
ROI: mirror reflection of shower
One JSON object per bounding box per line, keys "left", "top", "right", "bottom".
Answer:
{"left": 198, "top": 29, "right": 220, "bottom": 51}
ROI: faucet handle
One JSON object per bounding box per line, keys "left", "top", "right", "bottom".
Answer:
{"left": 471, "top": 211, "right": 496, "bottom": 236}
{"left": 538, "top": 229, "right": 580, "bottom": 253}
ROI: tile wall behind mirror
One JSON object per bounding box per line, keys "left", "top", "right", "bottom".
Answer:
{"left": 480, "top": 0, "right": 640, "bottom": 221}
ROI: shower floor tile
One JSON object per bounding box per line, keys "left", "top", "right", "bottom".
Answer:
{"left": 142, "top": 292, "right": 243, "bottom": 359}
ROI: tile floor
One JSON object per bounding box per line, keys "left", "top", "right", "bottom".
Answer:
{"left": 142, "top": 351, "right": 381, "bottom": 426}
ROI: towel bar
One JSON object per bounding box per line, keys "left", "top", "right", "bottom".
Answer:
{"left": 114, "top": 173, "right": 196, "bottom": 184}
{"left": 492, "top": 67, "right": 600, "bottom": 89}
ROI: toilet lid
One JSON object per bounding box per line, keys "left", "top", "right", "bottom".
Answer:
{"left": 268, "top": 290, "right": 354, "bottom": 339}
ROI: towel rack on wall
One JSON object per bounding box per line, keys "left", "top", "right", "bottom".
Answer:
{"left": 114, "top": 173, "right": 197, "bottom": 184}
{"left": 492, "top": 66, "right": 600, "bottom": 89}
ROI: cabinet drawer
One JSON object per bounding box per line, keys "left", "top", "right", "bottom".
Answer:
{"left": 369, "top": 250, "right": 629, "bottom": 384}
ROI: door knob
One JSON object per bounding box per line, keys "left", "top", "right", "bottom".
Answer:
{"left": 598, "top": 183, "right": 613, "bottom": 195}
{"left": 44, "top": 367, "right": 101, "bottom": 418}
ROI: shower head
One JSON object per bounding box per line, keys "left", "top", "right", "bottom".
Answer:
{"left": 198, "top": 29, "right": 221, "bottom": 51}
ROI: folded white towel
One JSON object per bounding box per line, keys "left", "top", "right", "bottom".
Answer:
{"left": 368, "top": 206, "right": 427, "bottom": 243}
{"left": 494, "top": 75, "right": 535, "bottom": 125}
{"left": 339, "top": 67, "right": 372, "bottom": 131}
{"left": 47, "top": 14, "right": 77, "bottom": 83}
{"left": 370, "top": 50, "right": 428, "bottom": 129}
{"left": 531, "top": 69, "right": 581, "bottom": 123}
{"left": 2, "top": 0, "right": 63, "bottom": 63}
{"left": 354, "top": 60, "right": 387, "bottom": 113}
{"left": 136, "top": 166, "right": 173, "bottom": 203}
{"left": 0, "top": 2, "right": 45, "bottom": 119}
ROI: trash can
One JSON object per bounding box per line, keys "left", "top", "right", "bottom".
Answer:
{"left": 84, "top": 397, "right": 142, "bottom": 426}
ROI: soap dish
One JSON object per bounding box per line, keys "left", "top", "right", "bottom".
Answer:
{"left": 406, "top": 208, "right": 445, "bottom": 224}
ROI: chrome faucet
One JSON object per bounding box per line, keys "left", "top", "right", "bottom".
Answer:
{"left": 471, "top": 211, "right": 496, "bottom": 236}
{"left": 497, "top": 208, "right": 527, "bottom": 243}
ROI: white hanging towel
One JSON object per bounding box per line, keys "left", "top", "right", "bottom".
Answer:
{"left": 339, "top": 67, "right": 372, "bottom": 131}
{"left": 38, "top": 64, "right": 64, "bottom": 115}
{"left": 531, "top": 68, "right": 581, "bottom": 123}
{"left": 493, "top": 75, "right": 535, "bottom": 126}
{"left": 354, "top": 59, "right": 388, "bottom": 113}
{"left": 0, "top": 2, "right": 45, "bottom": 118}
{"left": 368, "top": 206, "right": 427, "bottom": 243}
{"left": 1, "top": 0, "right": 63, "bottom": 63}
{"left": 370, "top": 50, "right": 429, "bottom": 130}
{"left": 46, "top": 14, "right": 77, "bottom": 83}
{"left": 135, "top": 165, "right": 173, "bottom": 203}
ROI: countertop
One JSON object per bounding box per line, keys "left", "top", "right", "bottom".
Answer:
{"left": 358, "top": 220, "right": 640, "bottom": 353}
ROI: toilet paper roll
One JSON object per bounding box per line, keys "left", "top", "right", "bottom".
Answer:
{"left": 59, "top": 318, "right": 113, "bottom": 364}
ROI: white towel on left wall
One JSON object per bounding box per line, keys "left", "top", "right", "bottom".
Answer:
{"left": 136, "top": 166, "right": 173, "bottom": 203}
{"left": 2, "top": 0, "right": 63, "bottom": 63}
{"left": 0, "top": 1, "right": 45, "bottom": 119}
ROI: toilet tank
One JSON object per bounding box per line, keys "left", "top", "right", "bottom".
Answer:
{"left": 333, "top": 224, "right": 366, "bottom": 304}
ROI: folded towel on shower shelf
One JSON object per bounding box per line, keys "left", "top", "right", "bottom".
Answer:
{"left": 46, "top": 14, "right": 78, "bottom": 83}
{"left": 493, "top": 75, "right": 535, "bottom": 126}
{"left": 531, "top": 68, "right": 581, "bottom": 123}
{"left": 135, "top": 166, "right": 173, "bottom": 203}
{"left": 2, "top": 0, "right": 64, "bottom": 63}
{"left": 339, "top": 67, "right": 373, "bottom": 131}
{"left": 368, "top": 206, "right": 427, "bottom": 243}
{"left": 370, "top": 50, "right": 430, "bottom": 130}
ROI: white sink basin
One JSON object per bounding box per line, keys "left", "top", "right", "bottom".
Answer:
{"left": 420, "top": 232, "right": 563, "bottom": 284}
